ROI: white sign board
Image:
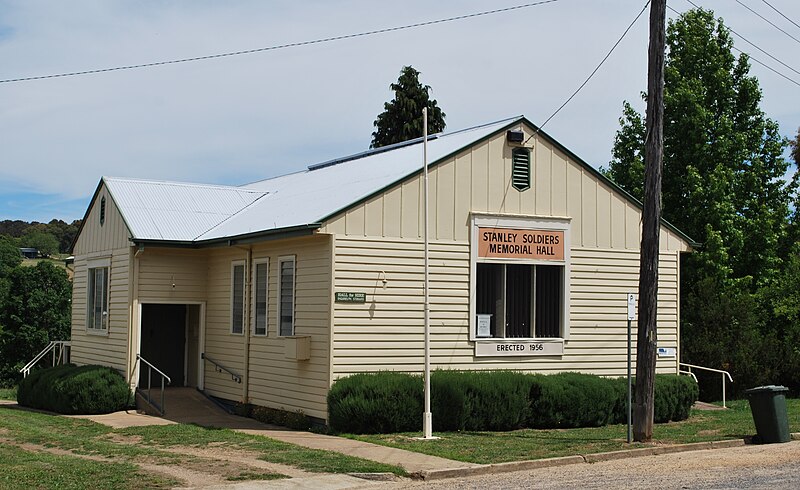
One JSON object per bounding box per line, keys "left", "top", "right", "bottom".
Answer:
{"left": 476, "top": 314, "right": 492, "bottom": 338}
{"left": 475, "top": 340, "right": 564, "bottom": 357}
{"left": 657, "top": 347, "right": 677, "bottom": 358}
{"left": 627, "top": 293, "right": 636, "bottom": 320}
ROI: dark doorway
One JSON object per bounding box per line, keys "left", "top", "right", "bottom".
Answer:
{"left": 140, "top": 304, "right": 187, "bottom": 388}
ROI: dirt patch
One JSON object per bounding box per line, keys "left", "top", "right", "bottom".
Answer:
{"left": 0, "top": 436, "right": 291, "bottom": 488}
{"left": 159, "top": 445, "right": 311, "bottom": 479}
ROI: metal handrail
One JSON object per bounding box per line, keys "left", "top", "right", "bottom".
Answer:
{"left": 20, "top": 341, "right": 71, "bottom": 377}
{"left": 679, "top": 362, "right": 733, "bottom": 408}
{"left": 679, "top": 370, "right": 698, "bottom": 383}
{"left": 136, "top": 354, "right": 171, "bottom": 415}
{"left": 201, "top": 353, "right": 242, "bottom": 383}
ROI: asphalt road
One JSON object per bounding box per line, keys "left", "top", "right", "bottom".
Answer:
{"left": 373, "top": 440, "right": 800, "bottom": 490}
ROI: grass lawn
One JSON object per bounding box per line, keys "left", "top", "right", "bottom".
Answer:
{"left": 0, "top": 387, "right": 16, "bottom": 400}
{"left": 0, "top": 406, "right": 405, "bottom": 489}
{"left": 0, "top": 443, "right": 175, "bottom": 490}
{"left": 351, "top": 399, "right": 800, "bottom": 465}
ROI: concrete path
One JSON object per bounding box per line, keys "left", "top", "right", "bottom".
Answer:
{"left": 77, "top": 388, "right": 475, "bottom": 474}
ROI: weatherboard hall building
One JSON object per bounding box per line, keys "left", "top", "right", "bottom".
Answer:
{"left": 69, "top": 116, "right": 693, "bottom": 423}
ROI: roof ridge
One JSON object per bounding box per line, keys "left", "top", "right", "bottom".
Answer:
{"left": 104, "top": 176, "right": 264, "bottom": 193}
{"left": 306, "top": 115, "right": 524, "bottom": 172}
{"left": 193, "top": 191, "right": 271, "bottom": 240}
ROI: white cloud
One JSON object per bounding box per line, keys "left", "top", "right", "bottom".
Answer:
{"left": 0, "top": 0, "right": 798, "bottom": 221}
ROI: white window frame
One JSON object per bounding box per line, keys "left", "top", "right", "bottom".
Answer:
{"left": 277, "top": 255, "right": 296, "bottom": 337}
{"left": 252, "top": 257, "right": 269, "bottom": 336}
{"left": 469, "top": 214, "right": 571, "bottom": 342}
{"left": 86, "top": 257, "right": 111, "bottom": 335}
{"left": 230, "top": 260, "right": 246, "bottom": 335}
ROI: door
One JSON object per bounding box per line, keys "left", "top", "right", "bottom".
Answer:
{"left": 139, "top": 304, "right": 187, "bottom": 387}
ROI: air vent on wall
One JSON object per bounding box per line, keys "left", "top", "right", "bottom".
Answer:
{"left": 511, "top": 148, "right": 531, "bottom": 191}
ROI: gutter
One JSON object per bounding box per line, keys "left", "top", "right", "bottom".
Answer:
{"left": 131, "top": 223, "right": 322, "bottom": 249}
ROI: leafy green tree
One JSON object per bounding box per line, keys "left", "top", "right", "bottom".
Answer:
{"left": 0, "top": 261, "right": 72, "bottom": 386}
{"left": 0, "top": 236, "right": 23, "bottom": 315}
{"left": 757, "top": 249, "right": 800, "bottom": 393}
{"left": 605, "top": 8, "right": 794, "bottom": 288}
{"left": 603, "top": 8, "right": 797, "bottom": 396}
{"left": 371, "top": 66, "right": 446, "bottom": 148}
{"left": 0, "top": 236, "right": 21, "bottom": 278}
{"left": 20, "top": 229, "right": 60, "bottom": 257}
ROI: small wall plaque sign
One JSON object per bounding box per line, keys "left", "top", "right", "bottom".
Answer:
{"left": 335, "top": 292, "right": 366, "bottom": 303}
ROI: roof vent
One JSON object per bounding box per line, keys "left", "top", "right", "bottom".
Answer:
{"left": 511, "top": 148, "right": 531, "bottom": 191}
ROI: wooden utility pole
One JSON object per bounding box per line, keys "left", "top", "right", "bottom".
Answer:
{"left": 634, "top": 0, "right": 666, "bottom": 442}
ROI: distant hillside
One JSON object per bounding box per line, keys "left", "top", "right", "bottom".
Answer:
{"left": 0, "top": 219, "right": 82, "bottom": 254}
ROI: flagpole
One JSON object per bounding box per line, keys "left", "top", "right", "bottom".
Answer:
{"left": 422, "top": 107, "right": 433, "bottom": 439}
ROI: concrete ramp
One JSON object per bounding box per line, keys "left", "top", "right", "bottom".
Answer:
{"left": 158, "top": 387, "right": 270, "bottom": 430}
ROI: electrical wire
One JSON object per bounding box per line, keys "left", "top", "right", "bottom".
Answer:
{"left": 0, "top": 0, "right": 559, "bottom": 85}
{"left": 677, "top": 1, "right": 800, "bottom": 87}
{"left": 524, "top": 0, "right": 650, "bottom": 143}
{"left": 735, "top": 0, "right": 800, "bottom": 45}
{"left": 761, "top": 0, "right": 800, "bottom": 31}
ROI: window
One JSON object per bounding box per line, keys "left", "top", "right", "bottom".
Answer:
{"left": 511, "top": 148, "right": 531, "bottom": 191}
{"left": 278, "top": 257, "right": 295, "bottom": 336}
{"left": 231, "top": 262, "right": 245, "bottom": 334}
{"left": 476, "top": 263, "right": 562, "bottom": 338}
{"left": 471, "top": 216, "right": 570, "bottom": 341}
{"left": 253, "top": 259, "right": 269, "bottom": 336}
{"left": 87, "top": 263, "right": 109, "bottom": 332}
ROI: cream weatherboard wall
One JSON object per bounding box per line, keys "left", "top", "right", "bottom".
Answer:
{"left": 321, "top": 125, "right": 689, "bottom": 379}
{"left": 243, "top": 236, "right": 332, "bottom": 421}
{"left": 70, "top": 186, "right": 332, "bottom": 419}
{"left": 130, "top": 236, "right": 332, "bottom": 420}
{"left": 71, "top": 185, "right": 133, "bottom": 374}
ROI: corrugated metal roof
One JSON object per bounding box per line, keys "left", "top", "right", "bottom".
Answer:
{"left": 100, "top": 117, "right": 521, "bottom": 243}
{"left": 198, "top": 118, "right": 518, "bottom": 240}
{"left": 103, "top": 178, "right": 267, "bottom": 241}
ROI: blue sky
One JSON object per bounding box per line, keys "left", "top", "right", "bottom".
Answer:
{"left": 1, "top": 0, "right": 798, "bottom": 224}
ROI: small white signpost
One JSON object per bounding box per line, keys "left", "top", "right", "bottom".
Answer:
{"left": 627, "top": 293, "right": 635, "bottom": 444}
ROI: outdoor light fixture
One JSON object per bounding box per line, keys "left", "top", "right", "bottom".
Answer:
{"left": 506, "top": 129, "right": 524, "bottom": 143}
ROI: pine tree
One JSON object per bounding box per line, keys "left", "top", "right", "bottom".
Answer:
{"left": 370, "top": 66, "right": 446, "bottom": 149}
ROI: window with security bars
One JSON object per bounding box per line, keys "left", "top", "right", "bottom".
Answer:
{"left": 511, "top": 148, "right": 531, "bottom": 191}
{"left": 253, "top": 260, "right": 268, "bottom": 336}
{"left": 87, "top": 266, "right": 109, "bottom": 331}
{"left": 476, "top": 262, "right": 562, "bottom": 338}
{"left": 231, "top": 263, "right": 245, "bottom": 334}
{"left": 279, "top": 257, "right": 295, "bottom": 336}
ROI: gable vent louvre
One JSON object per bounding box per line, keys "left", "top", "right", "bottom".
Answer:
{"left": 511, "top": 148, "right": 531, "bottom": 191}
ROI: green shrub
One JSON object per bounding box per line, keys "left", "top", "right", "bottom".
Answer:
{"left": 528, "top": 372, "right": 623, "bottom": 428}
{"left": 327, "top": 372, "right": 422, "bottom": 434}
{"left": 432, "top": 370, "right": 532, "bottom": 431}
{"left": 17, "top": 364, "right": 132, "bottom": 414}
{"left": 610, "top": 374, "right": 699, "bottom": 423}
{"left": 327, "top": 370, "right": 698, "bottom": 434}
{"left": 654, "top": 374, "right": 699, "bottom": 422}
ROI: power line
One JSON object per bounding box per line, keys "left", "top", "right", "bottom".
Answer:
{"left": 525, "top": 0, "right": 650, "bottom": 143}
{"left": 0, "top": 0, "right": 559, "bottom": 85}
{"left": 677, "top": 2, "right": 800, "bottom": 87}
{"left": 761, "top": 0, "right": 800, "bottom": 31}
{"left": 735, "top": 0, "right": 800, "bottom": 45}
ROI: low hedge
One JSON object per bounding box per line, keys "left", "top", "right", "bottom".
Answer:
{"left": 327, "top": 372, "right": 423, "bottom": 434}
{"left": 17, "top": 364, "right": 132, "bottom": 414}
{"left": 528, "top": 372, "right": 624, "bottom": 428}
{"left": 432, "top": 370, "right": 531, "bottom": 431}
{"left": 328, "top": 370, "right": 698, "bottom": 434}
